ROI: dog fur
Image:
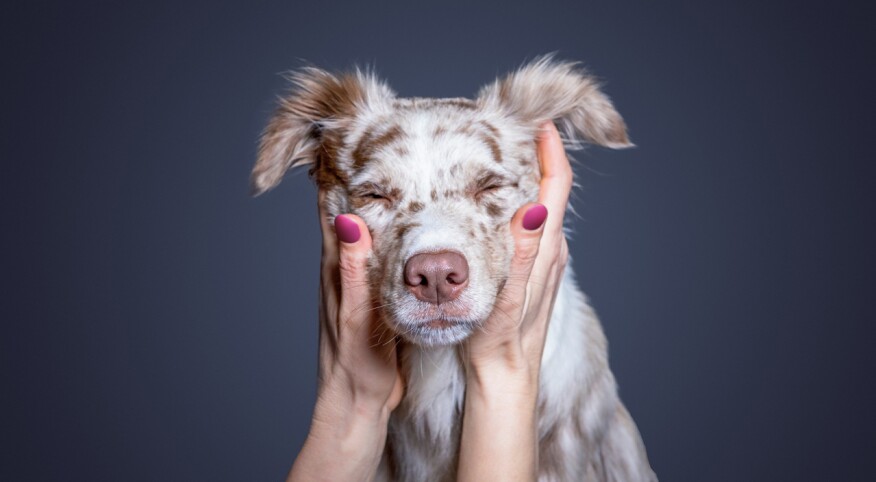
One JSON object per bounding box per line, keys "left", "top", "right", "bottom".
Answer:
{"left": 252, "top": 54, "right": 657, "bottom": 481}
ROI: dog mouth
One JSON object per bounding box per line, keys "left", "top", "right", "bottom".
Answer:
{"left": 413, "top": 307, "right": 471, "bottom": 321}
{"left": 401, "top": 304, "right": 478, "bottom": 325}
{"left": 423, "top": 319, "right": 453, "bottom": 329}
{"left": 384, "top": 304, "right": 481, "bottom": 345}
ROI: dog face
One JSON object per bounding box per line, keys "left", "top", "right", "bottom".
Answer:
{"left": 252, "top": 55, "right": 630, "bottom": 346}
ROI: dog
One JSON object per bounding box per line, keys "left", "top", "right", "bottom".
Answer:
{"left": 251, "top": 54, "right": 657, "bottom": 481}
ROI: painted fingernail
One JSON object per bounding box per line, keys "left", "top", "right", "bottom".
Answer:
{"left": 334, "top": 215, "right": 361, "bottom": 243}
{"left": 523, "top": 204, "right": 548, "bottom": 231}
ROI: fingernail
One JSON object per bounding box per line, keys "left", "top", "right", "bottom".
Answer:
{"left": 523, "top": 204, "right": 548, "bottom": 231}
{"left": 334, "top": 215, "right": 361, "bottom": 243}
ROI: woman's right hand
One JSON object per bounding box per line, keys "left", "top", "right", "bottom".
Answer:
{"left": 286, "top": 191, "right": 403, "bottom": 482}
{"left": 312, "top": 190, "right": 404, "bottom": 419}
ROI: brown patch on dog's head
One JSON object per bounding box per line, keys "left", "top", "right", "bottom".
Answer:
{"left": 352, "top": 124, "right": 405, "bottom": 171}
{"left": 250, "top": 66, "right": 395, "bottom": 195}
{"left": 407, "top": 201, "right": 424, "bottom": 213}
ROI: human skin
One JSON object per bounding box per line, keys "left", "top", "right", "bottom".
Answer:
{"left": 286, "top": 121, "right": 571, "bottom": 482}
{"left": 457, "top": 121, "right": 571, "bottom": 482}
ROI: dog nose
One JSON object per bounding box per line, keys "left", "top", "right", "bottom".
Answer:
{"left": 404, "top": 251, "right": 469, "bottom": 304}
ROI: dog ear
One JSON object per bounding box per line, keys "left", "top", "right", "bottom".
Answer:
{"left": 476, "top": 53, "right": 632, "bottom": 149}
{"left": 251, "top": 66, "right": 395, "bottom": 195}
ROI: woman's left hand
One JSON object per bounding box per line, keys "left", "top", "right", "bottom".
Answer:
{"left": 465, "top": 120, "right": 573, "bottom": 381}
{"left": 458, "top": 120, "right": 574, "bottom": 482}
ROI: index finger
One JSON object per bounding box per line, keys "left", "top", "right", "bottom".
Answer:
{"left": 535, "top": 121, "right": 573, "bottom": 235}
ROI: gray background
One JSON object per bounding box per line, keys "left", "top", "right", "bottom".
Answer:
{"left": 2, "top": 0, "right": 874, "bottom": 480}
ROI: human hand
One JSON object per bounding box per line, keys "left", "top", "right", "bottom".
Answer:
{"left": 457, "top": 121, "right": 573, "bottom": 482}
{"left": 312, "top": 190, "right": 404, "bottom": 417}
{"left": 465, "top": 120, "right": 573, "bottom": 381}
{"left": 286, "top": 192, "right": 403, "bottom": 482}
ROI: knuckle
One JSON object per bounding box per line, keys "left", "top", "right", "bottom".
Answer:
{"left": 337, "top": 250, "right": 367, "bottom": 283}
{"left": 560, "top": 241, "right": 570, "bottom": 266}
{"left": 547, "top": 163, "right": 573, "bottom": 184}
{"left": 557, "top": 255, "right": 569, "bottom": 272}
{"left": 515, "top": 238, "right": 540, "bottom": 263}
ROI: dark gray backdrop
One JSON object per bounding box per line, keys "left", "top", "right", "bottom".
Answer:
{"left": 2, "top": 1, "right": 874, "bottom": 480}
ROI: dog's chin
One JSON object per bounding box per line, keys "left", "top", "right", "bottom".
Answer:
{"left": 394, "top": 318, "right": 477, "bottom": 347}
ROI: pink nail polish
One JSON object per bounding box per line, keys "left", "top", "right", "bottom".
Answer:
{"left": 522, "top": 204, "right": 548, "bottom": 231}
{"left": 334, "top": 215, "right": 361, "bottom": 243}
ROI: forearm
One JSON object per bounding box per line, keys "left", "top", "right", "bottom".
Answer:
{"left": 287, "top": 388, "right": 390, "bottom": 482}
{"left": 458, "top": 360, "right": 540, "bottom": 482}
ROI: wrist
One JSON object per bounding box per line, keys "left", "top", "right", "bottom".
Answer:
{"left": 465, "top": 356, "right": 539, "bottom": 404}
{"left": 317, "top": 367, "right": 396, "bottom": 417}
{"left": 458, "top": 356, "right": 539, "bottom": 482}
{"left": 292, "top": 392, "right": 390, "bottom": 482}
{"left": 313, "top": 379, "right": 393, "bottom": 429}
{"left": 467, "top": 338, "right": 539, "bottom": 382}
{"left": 309, "top": 398, "right": 390, "bottom": 447}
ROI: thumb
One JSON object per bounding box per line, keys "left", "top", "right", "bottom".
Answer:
{"left": 491, "top": 203, "right": 548, "bottom": 320}
{"left": 334, "top": 214, "right": 375, "bottom": 329}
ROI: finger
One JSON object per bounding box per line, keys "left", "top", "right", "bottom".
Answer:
{"left": 318, "top": 189, "right": 338, "bottom": 262}
{"left": 535, "top": 121, "right": 573, "bottom": 236}
{"left": 317, "top": 190, "right": 344, "bottom": 344}
{"left": 334, "top": 214, "right": 375, "bottom": 336}
{"left": 490, "top": 203, "right": 548, "bottom": 322}
{"left": 527, "top": 235, "right": 569, "bottom": 329}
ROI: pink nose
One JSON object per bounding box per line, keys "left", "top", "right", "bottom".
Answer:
{"left": 403, "top": 251, "right": 469, "bottom": 304}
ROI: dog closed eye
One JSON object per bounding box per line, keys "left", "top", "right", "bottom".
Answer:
{"left": 471, "top": 172, "right": 511, "bottom": 200}
{"left": 350, "top": 182, "right": 395, "bottom": 206}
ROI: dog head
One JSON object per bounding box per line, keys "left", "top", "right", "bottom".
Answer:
{"left": 252, "top": 54, "right": 630, "bottom": 346}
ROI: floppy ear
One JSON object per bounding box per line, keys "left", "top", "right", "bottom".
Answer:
{"left": 476, "top": 53, "right": 632, "bottom": 149}
{"left": 251, "top": 66, "right": 395, "bottom": 195}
